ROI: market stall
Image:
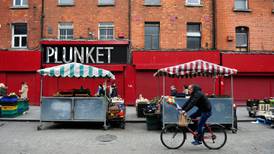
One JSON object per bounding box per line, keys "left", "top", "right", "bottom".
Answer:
{"left": 37, "top": 62, "right": 115, "bottom": 130}
{"left": 154, "top": 59, "right": 238, "bottom": 132}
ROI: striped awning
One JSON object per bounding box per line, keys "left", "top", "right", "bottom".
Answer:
{"left": 37, "top": 62, "right": 115, "bottom": 79}
{"left": 154, "top": 59, "right": 237, "bottom": 78}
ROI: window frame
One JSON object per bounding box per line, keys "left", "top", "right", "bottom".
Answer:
{"left": 186, "top": 23, "right": 201, "bottom": 49}
{"left": 235, "top": 26, "right": 249, "bottom": 50}
{"left": 98, "top": 0, "right": 115, "bottom": 6}
{"left": 12, "top": 23, "right": 28, "bottom": 49}
{"left": 58, "top": 23, "right": 74, "bottom": 40}
{"left": 13, "top": 0, "right": 28, "bottom": 7}
{"left": 185, "top": 0, "right": 201, "bottom": 6}
{"left": 144, "top": 22, "right": 160, "bottom": 50}
{"left": 144, "top": 0, "right": 161, "bottom": 6}
{"left": 234, "top": 0, "right": 249, "bottom": 11}
{"left": 98, "top": 22, "right": 114, "bottom": 40}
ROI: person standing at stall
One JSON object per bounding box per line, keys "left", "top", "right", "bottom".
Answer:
{"left": 96, "top": 84, "right": 105, "bottom": 97}
{"left": 180, "top": 84, "right": 212, "bottom": 145}
{"left": 110, "top": 83, "right": 118, "bottom": 98}
{"left": 170, "top": 85, "right": 177, "bottom": 96}
{"left": 19, "top": 82, "right": 28, "bottom": 100}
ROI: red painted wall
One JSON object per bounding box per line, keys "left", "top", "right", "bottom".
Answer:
{"left": 0, "top": 51, "right": 41, "bottom": 71}
{"left": 133, "top": 51, "right": 220, "bottom": 69}
{"left": 222, "top": 54, "right": 274, "bottom": 73}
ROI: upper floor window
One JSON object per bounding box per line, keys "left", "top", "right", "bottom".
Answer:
{"left": 186, "top": 0, "right": 200, "bottom": 5}
{"left": 12, "top": 23, "right": 27, "bottom": 48}
{"left": 99, "top": 22, "right": 114, "bottom": 40}
{"left": 13, "top": 0, "right": 28, "bottom": 7}
{"left": 144, "top": 0, "right": 161, "bottom": 5}
{"left": 234, "top": 0, "right": 248, "bottom": 10}
{"left": 59, "top": 0, "right": 74, "bottom": 5}
{"left": 98, "top": 0, "right": 115, "bottom": 5}
{"left": 58, "top": 23, "right": 73, "bottom": 40}
{"left": 187, "top": 23, "right": 201, "bottom": 49}
{"left": 236, "top": 26, "right": 249, "bottom": 51}
{"left": 145, "top": 22, "right": 160, "bottom": 50}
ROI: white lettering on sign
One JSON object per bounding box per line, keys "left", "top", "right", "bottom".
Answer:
{"left": 45, "top": 46, "right": 114, "bottom": 64}
{"left": 62, "top": 47, "right": 73, "bottom": 63}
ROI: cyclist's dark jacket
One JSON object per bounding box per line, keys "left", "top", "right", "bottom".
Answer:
{"left": 181, "top": 85, "right": 212, "bottom": 112}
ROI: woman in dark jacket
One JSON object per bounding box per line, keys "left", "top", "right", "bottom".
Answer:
{"left": 181, "top": 84, "right": 212, "bottom": 145}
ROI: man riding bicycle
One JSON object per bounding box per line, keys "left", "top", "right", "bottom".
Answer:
{"left": 179, "top": 84, "right": 212, "bottom": 145}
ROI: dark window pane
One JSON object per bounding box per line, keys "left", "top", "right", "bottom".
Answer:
{"left": 145, "top": 22, "right": 160, "bottom": 50}
{"left": 15, "top": 0, "right": 21, "bottom": 5}
{"left": 187, "top": 37, "right": 201, "bottom": 49}
{"left": 187, "top": 24, "right": 200, "bottom": 32}
{"left": 14, "top": 24, "right": 27, "bottom": 34}
{"left": 22, "top": 36, "right": 27, "bottom": 47}
{"left": 14, "top": 37, "right": 20, "bottom": 47}
{"left": 23, "top": 0, "right": 28, "bottom": 5}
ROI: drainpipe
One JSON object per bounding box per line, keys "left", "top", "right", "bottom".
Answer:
{"left": 212, "top": 0, "right": 216, "bottom": 50}
{"left": 128, "top": 0, "right": 132, "bottom": 64}
{"left": 40, "top": 0, "right": 45, "bottom": 39}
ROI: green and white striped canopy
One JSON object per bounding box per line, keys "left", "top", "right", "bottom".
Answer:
{"left": 37, "top": 62, "right": 115, "bottom": 79}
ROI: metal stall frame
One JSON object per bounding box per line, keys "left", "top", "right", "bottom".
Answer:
{"left": 37, "top": 62, "right": 115, "bottom": 130}
{"left": 154, "top": 59, "right": 238, "bottom": 132}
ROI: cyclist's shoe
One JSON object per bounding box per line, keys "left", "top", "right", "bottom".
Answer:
{"left": 191, "top": 140, "right": 202, "bottom": 145}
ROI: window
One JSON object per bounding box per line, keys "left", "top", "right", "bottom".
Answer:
{"left": 145, "top": 22, "right": 160, "bottom": 50}
{"left": 186, "top": 0, "right": 200, "bottom": 5}
{"left": 187, "top": 23, "right": 201, "bottom": 49}
{"left": 58, "top": 23, "right": 73, "bottom": 40}
{"left": 99, "top": 22, "right": 114, "bottom": 40}
{"left": 98, "top": 0, "right": 115, "bottom": 5}
{"left": 236, "top": 27, "right": 248, "bottom": 51}
{"left": 12, "top": 23, "right": 27, "bottom": 48}
{"left": 234, "top": 0, "right": 248, "bottom": 10}
{"left": 59, "top": 0, "right": 74, "bottom": 5}
{"left": 13, "top": 0, "right": 28, "bottom": 7}
{"left": 144, "top": 0, "right": 161, "bottom": 5}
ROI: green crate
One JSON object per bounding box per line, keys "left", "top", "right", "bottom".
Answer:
{"left": 1, "top": 109, "right": 20, "bottom": 117}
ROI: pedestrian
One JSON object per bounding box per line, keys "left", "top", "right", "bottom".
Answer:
{"left": 180, "top": 84, "right": 212, "bottom": 145}
{"left": 0, "top": 83, "right": 8, "bottom": 97}
{"left": 110, "top": 83, "right": 118, "bottom": 98}
{"left": 170, "top": 85, "right": 177, "bottom": 96}
{"left": 19, "top": 82, "right": 28, "bottom": 100}
{"left": 183, "top": 85, "right": 189, "bottom": 96}
{"left": 96, "top": 84, "right": 105, "bottom": 97}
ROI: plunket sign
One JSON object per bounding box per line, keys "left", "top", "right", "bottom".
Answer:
{"left": 42, "top": 45, "right": 128, "bottom": 64}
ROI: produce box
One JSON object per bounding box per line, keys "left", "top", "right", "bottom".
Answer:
{"left": 136, "top": 103, "right": 149, "bottom": 118}
{"left": 145, "top": 113, "right": 162, "bottom": 130}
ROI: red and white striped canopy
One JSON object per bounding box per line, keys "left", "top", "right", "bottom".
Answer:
{"left": 154, "top": 59, "right": 237, "bottom": 78}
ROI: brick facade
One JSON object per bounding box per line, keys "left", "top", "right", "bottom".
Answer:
{"left": 131, "top": 0, "right": 213, "bottom": 50}
{"left": 0, "top": 0, "right": 41, "bottom": 50}
{"left": 43, "top": 0, "right": 129, "bottom": 40}
{"left": 216, "top": 0, "right": 274, "bottom": 51}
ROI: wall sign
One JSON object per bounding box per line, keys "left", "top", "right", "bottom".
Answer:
{"left": 42, "top": 44, "right": 128, "bottom": 64}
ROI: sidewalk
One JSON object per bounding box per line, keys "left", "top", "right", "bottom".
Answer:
{"left": 0, "top": 106, "right": 254, "bottom": 122}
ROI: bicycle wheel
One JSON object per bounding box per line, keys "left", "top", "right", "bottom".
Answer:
{"left": 202, "top": 124, "right": 227, "bottom": 150}
{"left": 160, "top": 125, "right": 186, "bottom": 149}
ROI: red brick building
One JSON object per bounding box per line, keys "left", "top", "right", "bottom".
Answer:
{"left": 0, "top": 0, "right": 273, "bottom": 105}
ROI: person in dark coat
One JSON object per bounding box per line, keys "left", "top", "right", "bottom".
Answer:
{"left": 97, "top": 84, "right": 105, "bottom": 96}
{"left": 181, "top": 84, "right": 212, "bottom": 145}
{"left": 170, "top": 85, "right": 177, "bottom": 96}
{"left": 110, "top": 83, "right": 118, "bottom": 97}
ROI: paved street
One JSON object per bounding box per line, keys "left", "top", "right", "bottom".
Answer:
{"left": 0, "top": 121, "right": 273, "bottom": 154}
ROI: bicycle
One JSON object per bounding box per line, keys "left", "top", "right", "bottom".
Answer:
{"left": 160, "top": 113, "right": 227, "bottom": 150}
